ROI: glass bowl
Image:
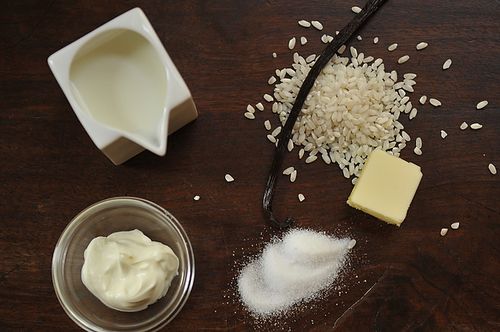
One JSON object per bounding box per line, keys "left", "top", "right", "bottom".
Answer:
{"left": 52, "top": 197, "right": 195, "bottom": 331}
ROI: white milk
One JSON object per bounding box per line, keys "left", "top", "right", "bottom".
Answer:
{"left": 69, "top": 29, "right": 167, "bottom": 148}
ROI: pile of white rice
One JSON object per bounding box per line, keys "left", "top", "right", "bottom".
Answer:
{"left": 268, "top": 47, "right": 417, "bottom": 184}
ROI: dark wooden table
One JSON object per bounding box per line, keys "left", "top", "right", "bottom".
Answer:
{"left": 1, "top": 0, "right": 499, "bottom": 331}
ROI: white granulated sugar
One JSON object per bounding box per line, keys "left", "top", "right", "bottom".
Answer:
{"left": 225, "top": 174, "right": 235, "bottom": 182}
{"left": 298, "top": 20, "right": 311, "bottom": 28}
{"left": 300, "top": 36, "right": 308, "bottom": 45}
{"left": 311, "top": 20, "right": 323, "bottom": 31}
{"left": 237, "top": 229, "right": 353, "bottom": 317}
{"left": 352, "top": 6, "right": 362, "bottom": 14}
{"left": 460, "top": 122, "right": 468, "bottom": 130}
{"left": 451, "top": 222, "right": 460, "bottom": 230}
{"left": 488, "top": 163, "right": 497, "bottom": 175}
{"left": 440, "top": 228, "right": 448, "bottom": 236}
{"left": 298, "top": 194, "right": 305, "bottom": 202}
{"left": 476, "top": 100, "right": 488, "bottom": 110}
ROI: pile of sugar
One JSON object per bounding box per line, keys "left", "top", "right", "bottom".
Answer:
{"left": 237, "top": 229, "right": 354, "bottom": 317}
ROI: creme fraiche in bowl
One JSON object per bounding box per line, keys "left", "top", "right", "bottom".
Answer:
{"left": 52, "top": 197, "right": 194, "bottom": 332}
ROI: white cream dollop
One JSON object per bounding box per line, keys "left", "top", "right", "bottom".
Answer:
{"left": 81, "top": 229, "right": 179, "bottom": 312}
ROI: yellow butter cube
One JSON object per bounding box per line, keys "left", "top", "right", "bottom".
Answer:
{"left": 347, "top": 149, "right": 422, "bottom": 226}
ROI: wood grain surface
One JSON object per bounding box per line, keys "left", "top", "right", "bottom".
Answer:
{"left": 1, "top": 0, "right": 499, "bottom": 331}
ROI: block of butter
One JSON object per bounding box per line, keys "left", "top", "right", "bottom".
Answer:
{"left": 347, "top": 149, "right": 422, "bottom": 226}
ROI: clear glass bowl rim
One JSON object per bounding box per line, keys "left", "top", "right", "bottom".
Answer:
{"left": 51, "top": 196, "right": 195, "bottom": 332}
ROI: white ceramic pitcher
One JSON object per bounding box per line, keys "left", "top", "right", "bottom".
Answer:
{"left": 48, "top": 8, "right": 198, "bottom": 165}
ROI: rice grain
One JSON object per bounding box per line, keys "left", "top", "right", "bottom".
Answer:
{"left": 351, "top": 6, "right": 362, "bottom": 13}
{"left": 429, "top": 98, "right": 442, "bottom": 107}
{"left": 311, "top": 20, "right": 323, "bottom": 30}
{"left": 460, "top": 122, "right": 468, "bottom": 130}
{"left": 440, "top": 130, "right": 448, "bottom": 139}
{"left": 419, "top": 95, "right": 427, "bottom": 105}
{"left": 300, "top": 36, "right": 308, "bottom": 45}
{"left": 442, "top": 58, "right": 452, "bottom": 70}
{"left": 476, "top": 100, "right": 488, "bottom": 110}
{"left": 298, "top": 20, "right": 311, "bottom": 28}
{"left": 225, "top": 174, "right": 235, "bottom": 183}
{"left": 373, "top": 36, "right": 379, "bottom": 44}
{"left": 288, "top": 37, "right": 296, "bottom": 50}
{"left": 488, "top": 163, "right": 497, "bottom": 175}
{"left": 387, "top": 43, "right": 398, "bottom": 51}
{"left": 298, "top": 194, "right": 305, "bottom": 202}
{"left": 470, "top": 123, "right": 482, "bottom": 130}
{"left": 416, "top": 42, "right": 428, "bottom": 50}
{"left": 264, "top": 120, "right": 271, "bottom": 131}
{"left": 398, "top": 55, "right": 410, "bottom": 64}
{"left": 244, "top": 112, "right": 255, "bottom": 120}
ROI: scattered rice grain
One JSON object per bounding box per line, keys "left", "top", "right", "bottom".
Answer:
{"left": 298, "top": 20, "right": 311, "bottom": 28}
{"left": 451, "top": 222, "right": 460, "bottom": 230}
{"left": 264, "top": 120, "right": 271, "bottom": 130}
{"left": 414, "top": 147, "right": 422, "bottom": 155}
{"left": 429, "top": 98, "right": 441, "bottom": 107}
{"left": 256, "top": 102, "right": 264, "bottom": 111}
{"left": 416, "top": 137, "right": 422, "bottom": 149}
{"left": 300, "top": 36, "right": 308, "bottom": 45}
{"left": 398, "top": 55, "right": 409, "bottom": 64}
{"left": 442, "top": 58, "right": 452, "bottom": 70}
{"left": 440, "top": 228, "right": 448, "bottom": 236}
{"left": 290, "top": 170, "right": 297, "bottom": 182}
{"left": 311, "top": 20, "right": 323, "bottom": 30}
{"left": 351, "top": 6, "right": 362, "bottom": 13}
{"left": 305, "top": 155, "right": 318, "bottom": 164}
{"left": 419, "top": 95, "right": 427, "bottom": 105}
{"left": 460, "top": 122, "right": 468, "bottom": 130}
{"left": 267, "top": 134, "right": 277, "bottom": 143}
{"left": 225, "top": 174, "right": 235, "bottom": 183}
{"left": 488, "top": 163, "right": 497, "bottom": 175}
{"left": 373, "top": 36, "right": 379, "bottom": 44}
{"left": 288, "top": 37, "right": 296, "bottom": 50}
{"left": 268, "top": 76, "right": 276, "bottom": 85}
{"left": 440, "top": 130, "right": 448, "bottom": 139}
{"left": 387, "top": 43, "right": 398, "bottom": 51}
{"left": 476, "top": 100, "right": 488, "bottom": 110}
{"left": 283, "top": 166, "right": 295, "bottom": 175}
{"left": 193, "top": 195, "right": 200, "bottom": 201}
{"left": 264, "top": 94, "right": 274, "bottom": 102}
{"left": 244, "top": 112, "right": 255, "bottom": 120}
{"left": 416, "top": 42, "right": 428, "bottom": 50}
{"left": 298, "top": 193, "right": 305, "bottom": 202}
{"left": 470, "top": 123, "right": 482, "bottom": 130}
